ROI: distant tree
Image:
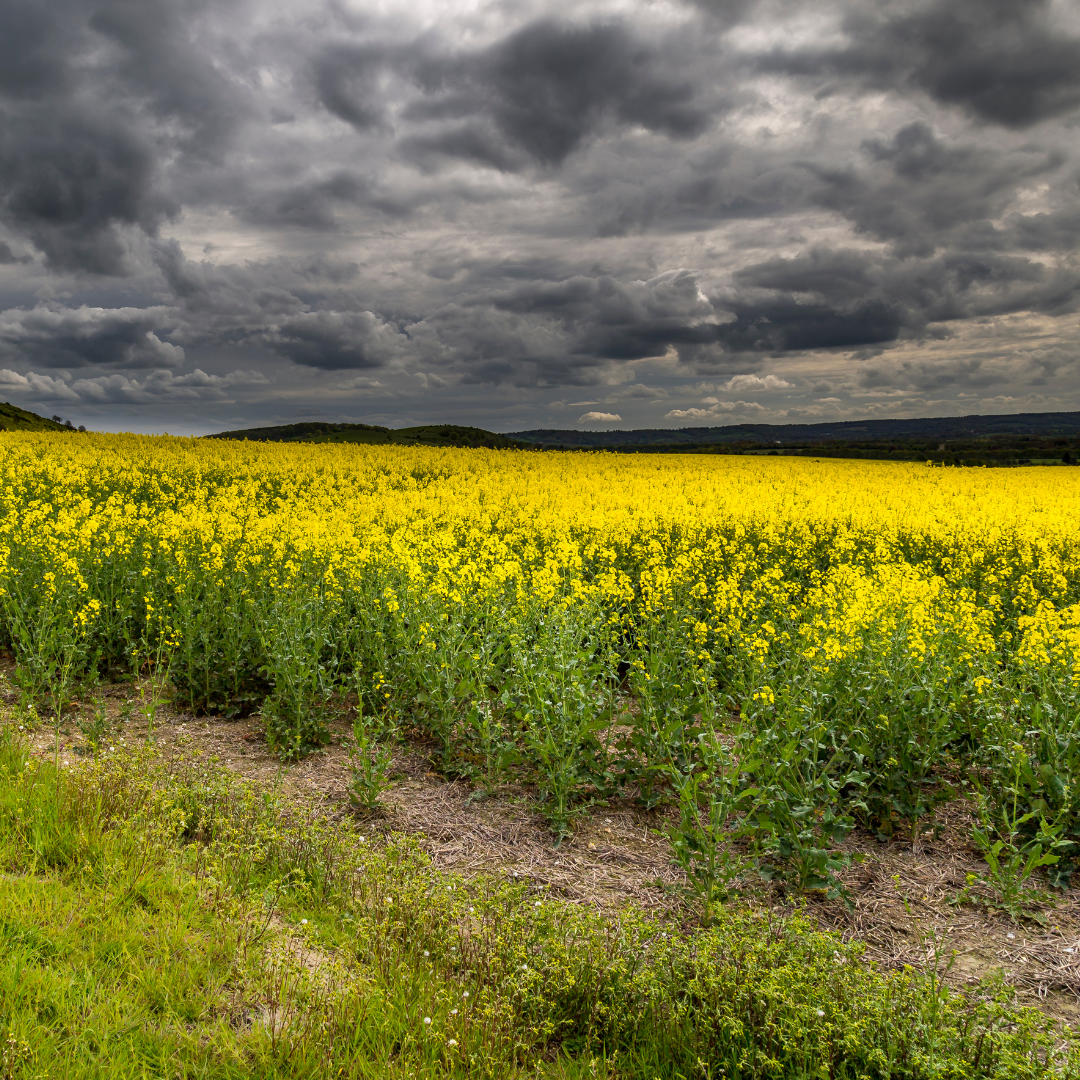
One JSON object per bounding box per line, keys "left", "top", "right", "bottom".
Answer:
{"left": 52, "top": 415, "right": 63, "bottom": 424}
{"left": 64, "top": 419, "right": 74, "bottom": 429}
{"left": 1065, "top": 451, "right": 1074, "bottom": 465}
{"left": 78, "top": 425, "right": 86, "bottom": 432}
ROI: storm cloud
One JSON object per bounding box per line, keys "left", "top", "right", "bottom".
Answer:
{"left": 0, "top": 0, "right": 1078, "bottom": 433}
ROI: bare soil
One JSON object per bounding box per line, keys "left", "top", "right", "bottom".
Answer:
{"left": 8, "top": 680, "right": 1080, "bottom": 1025}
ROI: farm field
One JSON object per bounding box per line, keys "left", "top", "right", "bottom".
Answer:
{"left": 2, "top": 431, "right": 1080, "bottom": 1076}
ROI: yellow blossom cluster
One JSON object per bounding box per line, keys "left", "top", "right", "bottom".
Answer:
{"left": 0, "top": 433, "right": 1077, "bottom": 682}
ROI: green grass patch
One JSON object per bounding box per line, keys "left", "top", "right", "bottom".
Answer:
{"left": 0, "top": 728, "right": 1075, "bottom": 1079}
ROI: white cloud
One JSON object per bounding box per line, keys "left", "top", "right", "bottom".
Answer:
{"left": 607, "top": 383, "right": 668, "bottom": 400}
{"left": 0, "top": 367, "right": 267, "bottom": 405}
{"left": 0, "top": 368, "right": 79, "bottom": 401}
{"left": 413, "top": 371, "right": 451, "bottom": 389}
{"left": 69, "top": 369, "right": 267, "bottom": 404}
{"left": 578, "top": 411, "right": 622, "bottom": 422}
{"left": 339, "top": 375, "right": 385, "bottom": 390}
{"left": 665, "top": 400, "right": 766, "bottom": 419}
{"left": 722, "top": 374, "right": 794, "bottom": 392}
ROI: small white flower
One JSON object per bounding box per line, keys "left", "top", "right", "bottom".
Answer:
{"left": 450, "top": 1009, "right": 458, "bottom": 1015}
{"left": 469, "top": 906, "right": 475, "bottom": 913}
{"left": 423, "top": 950, "right": 430, "bottom": 957}
{"left": 534, "top": 901, "right": 542, "bottom": 908}
{"left": 1007, "top": 933, "right": 1015, "bottom": 940}
{"left": 462, "top": 990, "right": 469, "bottom": 998}
{"left": 300, "top": 919, "right": 308, "bottom": 925}
{"left": 447, "top": 1039, "right": 458, "bottom": 1047}
{"left": 816, "top": 1010, "right": 825, "bottom": 1018}
{"left": 423, "top": 1017, "right": 431, "bottom": 1025}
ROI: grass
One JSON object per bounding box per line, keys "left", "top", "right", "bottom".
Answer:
{"left": 0, "top": 402, "right": 71, "bottom": 433}
{"left": 0, "top": 725, "right": 1076, "bottom": 1079}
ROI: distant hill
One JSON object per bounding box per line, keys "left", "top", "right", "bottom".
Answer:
{"left": 206, "top": 421, "right": 526, "bottom": 450}
{"left": 509, "top": 411, "right": 1080, "bottom": 448}
{"left": 0, "top": 401, "right": 75, "bottom": 433}
{"left": 206, "top": 411, "right": 1080, "bottom": 465}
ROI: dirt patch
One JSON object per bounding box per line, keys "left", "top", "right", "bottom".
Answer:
{"left": 8, "top": 680, "right": 1080, "bottom": 1024}
{"left": 811, "top": 825, "right": 1080, "bottom": 1007}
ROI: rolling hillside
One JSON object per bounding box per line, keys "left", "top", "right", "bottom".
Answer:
{"left": 207, "top": 421, "right": 525, "bottom": 449}
{"left": 0, "top": 401, "right": 75, "bottom": 433}
{"left": 509, "top": 411, "right": 1080, "bottom": 448}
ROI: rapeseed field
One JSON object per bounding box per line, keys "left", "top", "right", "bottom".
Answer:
{"left": 1, "top": 433, "right": 1079, "bottom": 901}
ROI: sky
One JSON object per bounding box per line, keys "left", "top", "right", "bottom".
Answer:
{"left": 1, "top": 0, "right": 1079, "bottom": 435}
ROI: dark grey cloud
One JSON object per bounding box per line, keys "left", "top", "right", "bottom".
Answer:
{"left": 0, "top": 107, "right": 177, "bottom": 274}
{"left": 265, "top": 310, "right": 408, "bottom": 370}
{"left": 239, "top": 173, "right": 375, "bottom": 230}
{"left": 0, "top": 0, "right": 1078, "bottom": 432}
{"left": 805, "top": 121, "right": 1063, "bottom": 257}
{"left": 757, "top": 0, "right": 1080, "bottom": 129}
{"left": 714, "top": 297, "right": 906, "bottom": 354}
{"left": 314, "top": 43, "right": 389, "bottom": 132}
{"left": 0, "top": 304, "right": 183, "bottom": 369}
{"left": 0, "top": 0, "right": 246, "bottom": 274}
{"left": 396, "top": 20, "right": 714, "bottom": 170}
{"left": 0, "top": 241, "right": 30, "bottom": 265}
{"left": 734, "top": 245, "right": 1080, "bottom": 330}
{"left": 308, "top": 19, "right": 715, "bottom": 174}
{"left": 85, "top": 0, "right": 250, "bottom": 160}
{"left": 0, "top": 0, "right": 76, "bottom": 100}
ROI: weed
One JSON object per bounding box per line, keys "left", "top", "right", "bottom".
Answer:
{"left": 259, "top": 590, "right": 338, "bottom": 759}
{"left": 344, "top": 704, "right": 394, "bottom": 810}
{"left": 667, "top": 759, "right": 749, "bottom": 925}
{"left": 76, "top": 696, "right": 113, "bottom": 753}
{"left": 968, "top": 793, "right": 1065, "bottom": 922}
{"left": 463, "top": 698, "right": 520, "bottom": 798}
